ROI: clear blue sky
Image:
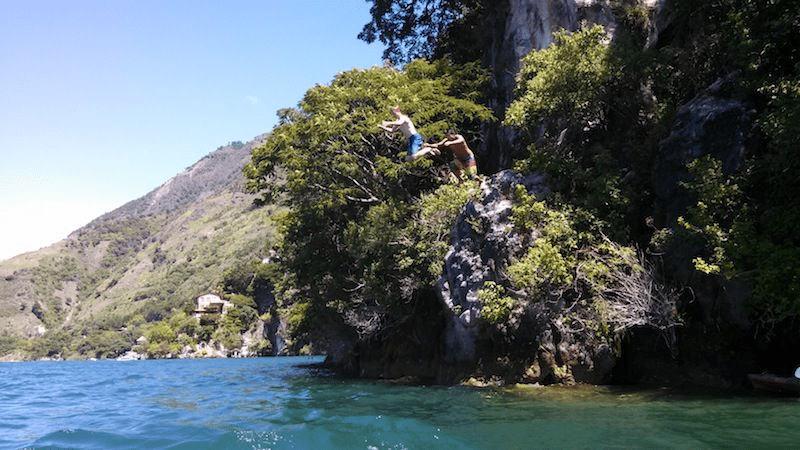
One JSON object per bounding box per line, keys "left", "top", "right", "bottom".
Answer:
{"left": 0, "top": 0, "right": 385, "bottom": 261}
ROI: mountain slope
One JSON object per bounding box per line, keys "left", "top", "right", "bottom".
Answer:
{"left": 0, "top": 135, "right": 278, "bottom": 360}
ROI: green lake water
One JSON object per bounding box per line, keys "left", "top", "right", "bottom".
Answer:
{"left": 1, "top": 356, "right": 796, "bottom": 449}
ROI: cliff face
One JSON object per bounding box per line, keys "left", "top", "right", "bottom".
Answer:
{"left": 643, "top": 72, "right": 762, "bottom": 385}
{"left": 341, "top": 0, "right": 769, "bottom": 387}
{"left": 480, "top": 0, "right": 668, "bottom": 171}
{"left": 437, "top": 171, "right": 550, "bottom": 370}
{"left": 346, "top": 170, "right": 683, "bottom": 385}
{"left": 435, "top": 171, "right": 623, "bottom": 385}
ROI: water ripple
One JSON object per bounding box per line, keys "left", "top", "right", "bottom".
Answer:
{"left": 2, "top": 357, "right": 800, "bottom": 449}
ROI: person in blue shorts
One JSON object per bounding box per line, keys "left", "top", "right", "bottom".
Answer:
{"left": 379, "top": 106, "right": 439, "bottom": 162}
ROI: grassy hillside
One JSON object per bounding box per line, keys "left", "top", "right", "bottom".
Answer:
{"left": 0, "top": 137, "right": 280, "bottom": 360}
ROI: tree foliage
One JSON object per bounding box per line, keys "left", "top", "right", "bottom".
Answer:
{"left": 505, "top": 25, "right": 646, "bottom": 241}
{"left": 506, "top": 186, "right": 680, "bottom": 342}
{"left": 505, "top": 25, "right": 613, "bottom": 135}
{"left": 500, "top": 0, "right": 799, "bottom": 335}
{"left": 653, "top": 0, "right": 800, "bottom": 328}
{"left": 244, "top": 60, "right": 492, "bottom": 347}
{"left": 358, "top": 0, "right": 484, "bottom": 64}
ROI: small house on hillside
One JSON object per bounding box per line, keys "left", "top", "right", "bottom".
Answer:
{"left": 193, "top": 293, "right": 232, "bottom": 318}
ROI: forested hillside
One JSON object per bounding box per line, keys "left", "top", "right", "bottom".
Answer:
{"left": 0, "top": 138, "right": 281, "bottom": 360}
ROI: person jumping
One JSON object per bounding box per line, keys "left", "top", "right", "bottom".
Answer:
{"left": 378, "top": 106, "right": 439, "bottom": 162}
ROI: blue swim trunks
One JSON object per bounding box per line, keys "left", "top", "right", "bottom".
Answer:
{"left": 407, "top": 133, "right": 424, "bottom": 156}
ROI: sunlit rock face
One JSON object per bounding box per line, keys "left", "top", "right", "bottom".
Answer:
{"left": 436, "top": 171, "right": 619, "bottom": 385}
{"left": 483, "top": 0, "right": 669, "bottom": 169}
{"left": 494, "top": 0, "right": 667, "bottom": 92}
{"left": 437, "top": 170, "right": 549, "bottom": 366}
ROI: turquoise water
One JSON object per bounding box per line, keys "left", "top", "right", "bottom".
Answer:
{"left": 1, "top": 357, "right": 798, "bottom": 449}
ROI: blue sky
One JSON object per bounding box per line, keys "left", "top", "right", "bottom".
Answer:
{"left": 0, "top": 0, "right": 385, "bottom": 261}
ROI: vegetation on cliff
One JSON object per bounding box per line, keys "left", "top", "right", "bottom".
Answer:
{"left": 243, "top": 60, "right": 492, "bottom": 352}
{"left": 244, "top": 0, "right": 799, "bottom": 381}
{"left": 505, "top": 0, "right": 800, "bottom": 342}
{"left": 645, "top": 0, "right": 800, "bottom": 331}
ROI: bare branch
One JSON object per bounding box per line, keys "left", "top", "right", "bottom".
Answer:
{"left": 344, "top": 282, "right": 366, "bottom": 293}
{"left": 345, "top": 194, "right": 381, "bottom": 204}
{"left": 598, "top": 249, "right": 682, "bottom": 359}
{"left": 329, "top": 166, "right": 381, "bottom": 203}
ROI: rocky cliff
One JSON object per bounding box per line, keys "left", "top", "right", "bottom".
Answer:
{"left": 481, "top": 0, "right": 668, "bottom": 170}
{"left": 344, "top": 169, "right": 684, "bottom": 385}
{"left": 337, "top": 0, "right": 777, "bottom": 387}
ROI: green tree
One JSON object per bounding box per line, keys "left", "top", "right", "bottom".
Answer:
{"left": 504, "top": 25, "right": 646, "bottom": 241}
{"left": 506, "top": 186, "right": 680, "bottom": 342}
{"left": 77, "top": 330, "right": 132, "bottom": 359}
{"left": 213, "top": 308, "right": 246, "bottom": 349}
{"left": 358, "top": 0, "right": 486, "bottom": 64}
{"left": 25, "top": 329, "right": 74, "bottom": 359}
{"left": 244, "top": 60, "right": 492, "bottom": 347}
{"left": 168, "top": 311, "right": 199, "bottom": 337}
{"left": 144, "top": 322, "right": 180, "bottom": 357}
{"left": 505, "top": 25, "right": 614, "bottom": 137}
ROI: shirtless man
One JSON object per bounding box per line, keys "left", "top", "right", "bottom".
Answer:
{"left": 378, "top": 106, "right": 439, "bottom": 162}
{"left": 428, "top": 130, "right": 478, "bottom": 182}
